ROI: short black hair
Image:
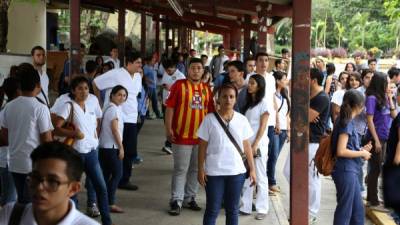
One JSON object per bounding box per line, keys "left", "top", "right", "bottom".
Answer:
{"left": 126, "top": 51, "right": 142, "bottom": 64}
{"left": 281, "top": 48, "right": 289, "bottom": 54}
{"left": 31, "top": 141, "right": 84, "bottom": 182}
{"left": 244, "top": 57, "right": 255, "bottom": 64}
{"left": 69, "top": 76, "right": 90, "bottom": 100}
{"left": 85, "top": 60, "right": 97, "bottom": 74}
{"left": 368, "top": 58, "right": 377, "bottom": 65}
{"left": 275, "top": 59, "right": 283, "bottom": 67}
{"left": 310, "top": 68, "right": 324, "bottom": 86}
{"left": 200, "top": 54, "right": 208, "bottom": 59}
{"left": 255, "top": 52, "right": 269, "bottom": 61}
{"left": 218, "top": 45, "right": 224, "bottom": 51}
{"left": 388, "top": 67, "right": 400, "bottom": 79}
{"left": 15, "top": 63, "right": 40, "bottom": 92}
{"left": 227, "top": 60, "right": 245, "bottom": 72}
{"left": 188, "top": 58, "right": 203, "bottom": 67}
{"left": 326, "top": 63, "right": 336, "bottom": 75}
{"left": 2, "top": 77, "right": 20, "bottom": 102}
{"left": 31, "top": 46, "right": 45, "bottom": 56}
{"left": 162, "top": 59, "right": 176, "bottom": 69}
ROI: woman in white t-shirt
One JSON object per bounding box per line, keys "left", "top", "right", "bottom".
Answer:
{"left": 53, "top": 76, "right": 112, "bottom": 225}
{"left": 268, "top": 71, "right": 291, "bottom": 194}
{"left": 197, "top": 83, "right": 256, "bottom": 225}
{"left": 99, "top": 85, "right": 127, "bottom": 213}
{"left": 239, "top": 74, "right": 270, "bottom": 220}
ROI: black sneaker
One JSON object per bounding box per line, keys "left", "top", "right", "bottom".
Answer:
{"left": 162, "top": 146, "right": 173, "bottom": 155}
{"left": 168, "top": 201, "right": 181, "bottom": 216}
{"left": 182, "top": 200, "right": 201, "bottom": 211}
{"left": 118, "top": 182, "right": 139, "bottom": 191}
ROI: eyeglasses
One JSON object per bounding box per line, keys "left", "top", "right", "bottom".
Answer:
{"left": 27, "top": 173, "right": 71, "bottom": 192}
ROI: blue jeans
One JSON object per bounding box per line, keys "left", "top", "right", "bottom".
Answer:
{"left": 203, "top": 174, "right": 246, "bottom": 225}
{"left": 332, "top": 170, "right": 364, "bottom": 225}
{"left": 11, "top": 172, "right": 30, "bottom": 203}
{"left": 80, "top": 150, "right": 112, "bottom": 225}
{"left": 148, "top": 87, "right": 161, "bottom": 117}
{"left": 99, "top": 148, "right": 123, "bottom": 205}
{"left": 0, "top": 167, "right": 16, "bottom": 205}
{"left": 120, "top": 123, "right": 138, "bottom": 185}
{"left": 267, "top": 127, "right": 287, "bottom": 186}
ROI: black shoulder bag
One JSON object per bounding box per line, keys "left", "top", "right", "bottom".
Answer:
{"left": 213, "top": 112, "right": 250, "bottom": 178}
{"left": 8, "top": 203, "right": 26, "bottom": 225}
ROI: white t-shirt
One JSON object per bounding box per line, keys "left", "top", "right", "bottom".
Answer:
{"left": 55, "top": 101, "right": 99, "bottom": 154}
{"left": 0, "top": 111, "right": 8, "bottom": 168}
{"left": 331, "top": 89, "right": 346, "bottom": 107}
{"left": 94, "top": 68, "right": 142, "bottom": 123}
{"left": 245, "top": 99, "right": 270, "bottom": 147}
{"left": 51, "top": 94, "right": 102, "bottom": 119}
{"left": 2, "top": 97, "right": 53, "bottom": 174}
{"left": 0, "top": 200, "right": 99, "bottom": 225}
{"left": 37, "top": 70, "right": 49, "bottom": 105}
{"left": 197, "top": 112, "right": 254, "bottom": 176}
{"left": 275, "top": 93, "right": 289, "bottom": 130}
{"left": 105, "top": 57, "right": 120, "bottom": 69}
{"left": 99, "top": 103, "right": 123, "bottom": 149}
{"left": 161, "top": 70, "right": 186, "bottom": 104}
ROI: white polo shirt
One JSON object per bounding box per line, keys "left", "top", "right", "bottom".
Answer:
{"left": 105, "top": 58, "right": 120, "bottom": 69}
{"left": 51, "top": 94, "right": 102, "bottom": 119}
{"left": 0, "top": 200, "right": 99, "bottom": 225}
{"left": 331, "top": 89, "right": 346, "bottom": 107}
{"left": 2, "top": 97, "right": 53, "bottom": 174}
{"left": 161, "top": 69, "right": 186, "bottom": 104}
{"left": 37, "top": 70, "right": 49, "bottom": 105}
{"left": 197, "top": 112, "right": 253, "bottom": 176}
{"left": 94, "top": 68, "right": 142, "bottom": 123}
{"left": 99, "top": 103, "right": 123, "bottom": 149}
{"left": 55, "top": 101, "right": 99, "bottom": 154}
{"left": 244, "top": 99, "right": 270, "bottom": 147}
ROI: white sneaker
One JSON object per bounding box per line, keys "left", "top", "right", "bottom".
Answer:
{"left": 162, "top": 146, "right": 172, "bottom": 154}
{"left": 309, "top": 216, "right": 317, "bottom": 225}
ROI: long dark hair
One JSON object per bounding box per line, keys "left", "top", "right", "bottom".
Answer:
{"left": 243, "top": 74, "right": 265, "bottom": 113}
{"left": 339, "top": 89, "right": 365, "bottom": 128}
{"left": 345, "top": 72, "right": 362, "bottom": 89}
{"left": 273, "top": 71, "right": 291, "bottom": 115}
{"left": 365, "top": 72, "right": 388, "bottom": 110}
{"left": 345, "top": 62, "right": 356, "bottom": 72}
{"left": 110, "top": 85, "right": 128, "bottom": 101}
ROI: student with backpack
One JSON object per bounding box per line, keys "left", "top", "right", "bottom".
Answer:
{"left": 331, "top": 89, "right": 372, "bottom": 225}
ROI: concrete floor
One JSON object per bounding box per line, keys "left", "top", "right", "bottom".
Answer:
{"left": 77, "top": 119, "right": 374, "bottom": 225}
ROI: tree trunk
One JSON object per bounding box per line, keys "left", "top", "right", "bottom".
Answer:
{"left": 0, "top": 0, "right": 10, "bottom": 53}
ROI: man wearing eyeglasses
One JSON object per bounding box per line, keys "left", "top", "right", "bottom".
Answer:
{"left": 0, "top": 142, "right": 99, "bottom": 225}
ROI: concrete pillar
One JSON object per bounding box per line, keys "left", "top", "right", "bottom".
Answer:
{"left": 69, "top": 0, "right": 80, "bottom": 76}
{"left": 7, "top": 1, "right": 46, "bottom": 54}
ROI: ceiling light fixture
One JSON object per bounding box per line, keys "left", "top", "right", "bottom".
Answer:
{"left": 168, "top": 0, "right": 184, "bottom": 17}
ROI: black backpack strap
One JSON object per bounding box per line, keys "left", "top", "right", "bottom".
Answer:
{"left": 40, "top": 89, "right": 49, "bottom": 107}
{"left": 213, "top": 112, "right": 246, "bottom": 160}
{"left": 8, "top": 203, "right": 26, "bottom": 225}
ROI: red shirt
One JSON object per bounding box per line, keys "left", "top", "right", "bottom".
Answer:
{"left": 166, "top": 79, "right": 215, "bottom": 145}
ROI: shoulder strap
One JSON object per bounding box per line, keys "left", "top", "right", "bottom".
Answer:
{"left": 213, "top": 112, "right": 246, "bottom": 160}
{"left": 8, "top": 203, "right": 26, "bottom": 225}
{"left": 66, "top": 101, "right": 74, "bottom": 124}
{"left": 277, "top": 95, "right": 285, "bottom": 112}
{"left": 40, "top": 89, "right": 49, "bottom": 107}
{"left": 99, "top": 105, "right": 114, "bottom": 133}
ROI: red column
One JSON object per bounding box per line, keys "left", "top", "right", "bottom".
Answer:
{"left": 290, "top": 0, "right": 311, "bottom": 224}
{"left": 165, "top": 20, "right": 169, "bottom": 56}
{"left": 230, "top": 28, "right": 241, "bottom": 51}
{"left": 69, "top": 0, "right": 80, "bottom": 76}
{"left": 243, "top": 15, "right": 251, "bottom": 59}
{"left": 141, "top": 12, "right": 146, "bottom": 55}
{"left": 223, "top": 33, "right": 230, "bottom": 49}
{"left": 118, "top": 5, "right": 125, "bottom": 65}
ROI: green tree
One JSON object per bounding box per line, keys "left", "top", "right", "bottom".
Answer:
{"left": 335, "top": 22, "right": 345, "bottom": 48}
{"left": 351, "top": 12, "right": 370, "bottom": 48}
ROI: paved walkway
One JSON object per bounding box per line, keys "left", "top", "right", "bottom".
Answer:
{"left": 77, "top": 119, "right": 375, "bottom": 225}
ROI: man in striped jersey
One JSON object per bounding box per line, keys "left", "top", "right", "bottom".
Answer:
{"left": 165, "top": 58, "right": 215, "bottom": 216}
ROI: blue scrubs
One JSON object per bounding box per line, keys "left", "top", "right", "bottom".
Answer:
{"left": 331, "top": 120, "right": 364, "bottom": 225}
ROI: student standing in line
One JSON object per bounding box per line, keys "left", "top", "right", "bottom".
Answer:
{"left": 31, "top": 46, "right": 50, "bottom": 106}
{"left": 331, "top": 89, "right": 372, "bottom": 225}
{"left": 99, "top": 85, "right": 128, "bottom": 213}
{"left": 198, "top": 83, "right": 256, "bottom": 225}
{"left": 0, "top": 77, "right": 20, "bottom": 206}
{"left": 239, "top": 74, "right": 269, "bottom": 220}
{"left": 165, "top": 58, "right": 214, "bottom": 216}
{"left": 0, "top": 63, "right": 53, "bottom": 203}
{"left": 0, "top": 142, "right": 100, "bottom": 225}
{"left": 53, "top": 76, "right": 112, "bottom": 225}
{"left": 365, "top": 72, "right": 397, "bottom": 212}
{"left": 93, "top": 52, "right": 143, "bottom": 190}
{"left": 268, "top": 71, "right": 290, "bottom": 193}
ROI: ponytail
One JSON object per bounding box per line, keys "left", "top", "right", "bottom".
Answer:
{"left": 339, "top": 102, "right": 352, "bottom": 127}
{"left": 338, "top": 89, "right": 365, "bottom": 128}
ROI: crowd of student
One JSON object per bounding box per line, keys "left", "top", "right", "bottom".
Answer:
{"left": 0, "top": 42, "right": 399, "bottom": 225}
